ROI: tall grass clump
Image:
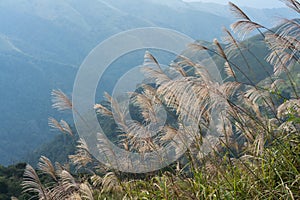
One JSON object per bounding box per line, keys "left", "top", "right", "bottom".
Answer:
{"left": 21, "top": 1, "right": 299, "bottom": 199}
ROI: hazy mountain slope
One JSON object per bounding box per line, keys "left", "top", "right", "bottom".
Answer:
{"left": 0, "top": 0, "right": 297, "bottom": 165}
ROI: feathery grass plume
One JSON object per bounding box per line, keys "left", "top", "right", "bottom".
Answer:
{"left": 38, "top": 156, "right": 57, "bottom": 181}
{"left": 266, "top": 34, "right": 298, "bottom": 73}
{"left": 60, "top": 170, "right": 78, "bottom": 190}
{"left": 79, "top": 182, "right": 94, "bottom": 200}
{"left": 231, "top": 20, "right": 264, "bottom": 39}
{"left": 222, "top": 28, "right": 253, "bottom": 71}
{"left": 48, "top": 117, "right": 64, "bottom": 132}
{"left": 222, "top": 28, "right": 240, "bottom": 55}
{"left": 176, "top": 55, "right": 212, "bottom": 84}
{"left": 267, "top": 50, "right": 293, "bottom": 76}
{"left": 279, "top": 18, "right": 300, "bottom": 38}
{"left": 60, "top": 120, "right": 73, "bottom": 136}
{"left": 160, "top": 126, "right": 178, "bottom": 141}
{"left": 170, "top": 61, "right": 188, "bottom": 77}
{"left": 228, "top": 2, "right": 250, "bottom": 21}
{"left": 244, "top": 87, "right": 266, "bottom": 104}
{"left": 142, "top": 51, "right": 171, "bottom": 84}
{"left": 23, "top": 156, "right": 93, "bottom": 199}
{"left": 22, "top": 164, "right": 49, "bottom": 200}
{"left": 244, "top": 86, "right": 275, "bottom": 111}
{"left": 282, "top": 0, "right": 300, "bottom": 13}
{"left": 220, "top": 82, "right": 241, "bottom": 99}
{"left": 142, "top": 68, "right": 170, "bottom": 87}
{"left": 51, "top": 89, "right": 72, "bottom": 111}
{"left": 90, "top": 174, "right": 102, "bottom": 187}
{"left": 144, "top": 50, "right": 161, "bottom": 69}
{"left": 266, "top": 22, "right": 300, "bottom": 66}
{"left": 264, "top": 19, "right": 300, "bottom": 98}
{"left": 49, "top": 170, "right": 79, "bottom": 199}
{"left": 101, "top": 172, "right": 122, "bottom": 194}
{"left": 103, "top": 92, "right": 129, "bottom": 132}
{"left": 229, "top": 2, "right": 266, "bottom": 38}
{"left": 48, "top": 117, "right": 73, "bottom": 136}
{"left": 187, "top": 42, "right": 209, "bottom": 52}
{"left": 69, "top": 139, "right": 93, "bottom": 170}
{"left": 131, "top": 88, "right": 162, "bottom": 124}
{"left": 94, "top": 103, "right": 113, "bottom": 117}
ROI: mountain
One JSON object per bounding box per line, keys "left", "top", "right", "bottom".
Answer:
{"left": 0, "top": 0, "right": 297, "bottom": 165}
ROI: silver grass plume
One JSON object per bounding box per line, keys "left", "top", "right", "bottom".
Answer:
{"left": 51, "top": 89, "right": 72, "bottom": 111}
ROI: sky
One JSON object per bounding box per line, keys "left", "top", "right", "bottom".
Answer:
{"left": 183, "top": 0, "right": 286, "bottom": 8}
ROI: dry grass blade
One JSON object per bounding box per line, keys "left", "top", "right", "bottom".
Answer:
{"left": 22, "top": 164, "right": 49, "bottom": 200}
{"left": 51, "top": 89, "right": 72, "bottom": 111}
{"left": 38, "top": 156, "right": 57, "bottom": 181}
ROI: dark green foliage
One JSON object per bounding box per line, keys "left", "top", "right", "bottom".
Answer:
{"left": 0, "top": 163, "right": 29, "bottom": 200}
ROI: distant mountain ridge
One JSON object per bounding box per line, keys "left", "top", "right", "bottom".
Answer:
{"left": 0, "top": 0, "right": 297, "bottom": 165}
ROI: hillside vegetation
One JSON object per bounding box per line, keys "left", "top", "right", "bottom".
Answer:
{"left": 13, "top": 0, "right": 300, "bottom": 199}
